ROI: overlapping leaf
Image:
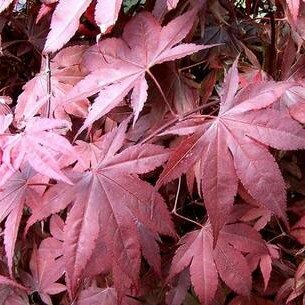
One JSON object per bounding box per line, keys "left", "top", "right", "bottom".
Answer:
{"left": 0, "top": 276, "right": 29, "bottom": 305}
{"left": 153, "top": 0, "right": 180, "bottom": 14}
{"left": 0, "top": 118, "right": 76, "bottom": 184}
{"left": 27, "top": 119, "right": 174, "bottom": 298}
{"left": 65, "top": 9, "right": 213, "bottom": 132}
{"left": 158, "top": 59, "right": 305, "bottom": 238}
{"left": 169, "top": 222, "right": 268, "bottom": 305}
{"left": 1, "top": 2, "right": 305, "bottom": 304}
{"left": 0, "top": 166, "right": 44, "bottom": 276}
{"left": 15, "top": 45, "right": 89, "bottom": 124}
{"left": 21, "top": 244, "right": 65, "bottom": 305}
{"left": 44, "top": 0, "right": 123, "bottom": 53}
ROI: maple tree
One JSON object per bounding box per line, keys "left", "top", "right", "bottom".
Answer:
{"left": 2, "top": 0, "right": 305, "bottom": 305}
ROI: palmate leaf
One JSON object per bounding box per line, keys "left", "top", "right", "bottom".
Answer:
{"left": 0, "top": 117, "right": 76, "bottom": 185}
{"left": 21, "top": 216, "right": 66, "bottom": 305}
{"left": 27, "top": 119, "right": 174, "bottom": 298}
{"left": 0, "top": 166, "right": 44, "bottom": 276}
{"left": 2, "top": 2, "right": 305, "bottom": 304}
{"left": 21, "top": 244, "right": 66, "bottom": 305}
{"left": 157, "top": 59, "right": 305, "bottom": 239}
{"left": 65, "top": 9, "right": 214, "bottom": 133}
{"left": 15, "top": 45, "right": 89, "bottom": 124}
{"left": 169, "top": 223, "right": 268, "bottom": 305}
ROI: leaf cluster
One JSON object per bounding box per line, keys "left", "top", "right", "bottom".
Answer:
{"left": 0, "top": 1, "right": 305, "bottom": 305}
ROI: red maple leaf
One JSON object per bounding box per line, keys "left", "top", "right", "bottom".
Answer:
{"left": 0, "top": 165, "right": 45, "bottom": 276}
{"left": 21, "top": 243, "right": 66, "bottom": 305}
{"left": 65, "top": 9, "right": 214, "bottom": 133}
{"left": 15, "top": 45, "right": 89, "bottom": 124}
{"left": 26, "top": 118, "right": 174, "bottom": 298}
{"left": 168, "top": 222, "right": 268, "bottom": 305}
{"left": 0, "top": 118, "right": 76, "bottom": 184}
{"left": 157, "top": 59, "right": 305, "bottom": 238}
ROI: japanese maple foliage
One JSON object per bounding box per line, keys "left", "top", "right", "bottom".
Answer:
{"left": 157, "top": 58, "right": 305, "bottom": 238}
{"left": 1, "top": 1, "right": 305, "bottom": 305}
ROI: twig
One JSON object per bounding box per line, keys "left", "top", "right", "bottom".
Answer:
{"left": 140, "top": 100, "right": 219, "bottom": 144}
{"left": 267, "top": 232, "right": 286, "bottom": 244}
{"left": 268, "top": 6, "right": 277, "bottom": 78}
{"left": 27, "top": 183, "right": 54, "bottom": 187}
{"left": 171, "top": 177, "right": 203, "bottom": 228}
{"left": 146, "top": 69, "right": 177, "bottom": 117}
{"left": 45, "top": 54, "right": 52, "bottom": 118}
{"left": 179, "top": 59, "right": 208, "bottom": 73}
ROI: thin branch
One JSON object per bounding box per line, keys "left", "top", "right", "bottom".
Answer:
{"left": 295, "top": 247, "right": 305, "bottom": 256}
{"left": 0, "top": 81, "right": 26, "bottom": 94}
{"left": 171, "top": 177, "right": 203, "bottom": 228}
{"left": 240, "top": 16, "right": 286, "bottom": 23}
{"left": 267, "top": 233, "right": 286, "bottom": 244}
{"left": 146, "top": 69, "right": 177, "bottom": 116}
{"left": 140, "top": 100, "right": 219, "bottom": 144}
{"left": 171, "top": 177, "right": 182, "bottom": 214}
{"left": 27, "top": 183, "right": 54, "bottom": 187}
{"left": 178, "top": 59, "right": 208, "bottom": 73}
{"left": 268, "top": 6, "right": 277, "bottom": 78}
{"left": 275, "top": 216, "right": 286, "bottom": 234}
{"left": 45, "top": 54, "right": 52, "bottom": 118}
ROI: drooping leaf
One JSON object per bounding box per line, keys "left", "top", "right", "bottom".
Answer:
{"left": 0, "top": 118, "right": 76, "bottom": 184}
{"left": 95, "top": 0, "right": 123, "bottom": 33}
{"left": 15, "top": 45, "right": 89, "bottom": 124}
{"left": 27, "top": 119, "right": 174, "bottom": 298}
{"left": 65, "top": 9, "right": 214, "bottom": 132}
{"left": 0, "top": 166, "right": 43, "bottom": 276}
{"left": 158, "top": 59, "right": 303, "bottom": 238}
{"left": 281, "top": 54, "right": 305, "bottom": 123}
{"left": 169, "top": 222, "right": 268, "bottom": 305}
{"left": 21, "top": 243, "right": 66, "bottom": 305}
{"left": 43, "top": 0, "right": 92, "bottom": 53}
{"left": 44, "top": 0, "right": 125, "bottom": 52}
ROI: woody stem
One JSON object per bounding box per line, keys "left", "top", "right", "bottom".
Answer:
{"left": 140, "top": 100, "right": 219, "bottom": 144}
{"left": 146, "top": 69, "right": 177, "bottom": 116}
{"left": 171, "top": 177, "right": 203, "bottom": 228}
